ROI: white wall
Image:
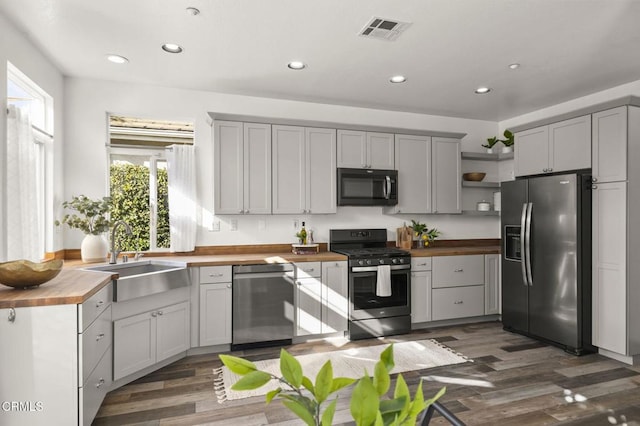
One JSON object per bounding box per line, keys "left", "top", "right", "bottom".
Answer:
{"left": 0, "top": 11, "right": 65, "bottom": 260}
{"left": 64, "top": 77, "right": 500, "bottom": 249}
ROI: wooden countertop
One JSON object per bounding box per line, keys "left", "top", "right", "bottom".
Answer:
{"left": 0, "top": 268, "right": 114, "bottom": 309}
{"left": 7, "top": 240, "right": 500, "bottom": 308}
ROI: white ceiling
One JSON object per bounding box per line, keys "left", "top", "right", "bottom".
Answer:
{"left": 2, "top": 0, "right": 640, "bottom": 122}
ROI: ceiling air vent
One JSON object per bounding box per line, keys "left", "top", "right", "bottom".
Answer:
{"left": 359, "top": 17, "right": 411, "bottom": 41}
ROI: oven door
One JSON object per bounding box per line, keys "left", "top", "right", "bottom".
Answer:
{"left": 349, "top": 265, "right": 410, "bottom": 320}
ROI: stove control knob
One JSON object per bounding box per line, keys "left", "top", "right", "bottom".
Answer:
{"left": 379, "top": 259, "right": 385, "bottom": 264}
{"left": 366, "top": 259, "right": 372, "bottom": 265}
{"left": 392, "top": 258, "right": 398, "bottom": 264}
{"left": 399, "top": 258, "right": 405, "bottom": 264}
{"left": 358, "top": 260, "right": 365, "bottom": 266}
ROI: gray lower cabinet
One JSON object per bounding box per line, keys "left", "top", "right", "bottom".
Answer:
{"left": 0, "top": 283, "right": 112, "bottom": 426}
{"left": 113, "top": 301, "right": 190, "bottom": 380}
{"left": 411, "top": 257, "right": 433, "bottom": 324}
{"left": 431, "top": 255, "right": 488, "bottom": 321}
{"left": 199, "top": 266, "right": 232, "bottom": 346}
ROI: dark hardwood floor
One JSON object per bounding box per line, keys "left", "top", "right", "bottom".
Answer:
{"left": 93, "top": 321, "right": 640, "bottom": 425}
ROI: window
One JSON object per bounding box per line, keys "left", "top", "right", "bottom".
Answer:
{"left": 5, "top": 62, "right": 53, "bottom": 260}
{"left": 108, "top": 115, "right": 193, "bottom": 252}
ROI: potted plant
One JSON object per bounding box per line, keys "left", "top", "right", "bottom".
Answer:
{"left": 410, "top": 220, "right": 440, "bottom": 249}
{"left": 484, "top": 130, "right": 514, "bottom": 154}
{"left": 55, "top": 195, "right": 112, "bottom": 263}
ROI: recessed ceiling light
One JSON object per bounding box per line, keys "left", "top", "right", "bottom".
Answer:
{"left": 106, "top": 54, "right": 129, "bottom": 64}
{"left": 509, "top": 63, "right": 520, "bottom": 70}
{"left": 287, "top": 61, "right": 306, "bottom": 70}
{"left": 162, "top": 43, "right": 183, "bottom": 54}
{"left": 475, "top": 87, "right": 491, "bottom": 94}
{"left": 389, "top": 75, "right": 407, "bottom": 83}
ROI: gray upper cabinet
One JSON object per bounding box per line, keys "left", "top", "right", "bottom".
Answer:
{"left": 592, "top": 106, "right": 627, "bottom": 183}
{"left": 432, "top": 137, "right": 461, "bottom": 214}
{"left": 515, "top": 115, "right": 591, "bottom": 177}
{"left": 213, "top": 121, "right": 271, "bottom": 214}
{"left": 272, "top": 125, "right": 337, "bottom": 214}
{"left": 337, "top": 130, "right": 394, "bottom": 169}
{"left": 388, "top": 134, "right": 432, "bottom": 214}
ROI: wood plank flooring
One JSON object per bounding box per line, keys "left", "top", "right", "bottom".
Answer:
{"left": 93, "top": 321, "right": 640, "bottom": 425}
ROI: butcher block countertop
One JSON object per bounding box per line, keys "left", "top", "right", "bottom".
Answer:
{"left": 0, "top": 269, "right": 114, "bottom": 309}
{"left": 2, "top": 239, "right": 500, "bottom": 308}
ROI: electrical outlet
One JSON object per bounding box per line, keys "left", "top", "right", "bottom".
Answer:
{"left": 230, "top": 219, "right": 238, "bottom": 231}
{"left": 293, "top": 219, "right": 299, "bottom": 230}
{"left": 209, "top": 220, "right": 220, "bottom": 232}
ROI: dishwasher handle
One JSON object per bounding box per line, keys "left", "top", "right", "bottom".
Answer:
{"left": 234, "top": 272, "right": 295, "bottom": 280}
{"left": 233, "top": 264, "right": 294, "bottom": 275}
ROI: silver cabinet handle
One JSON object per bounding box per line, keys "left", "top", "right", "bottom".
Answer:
{"left": 245, "top": 210, "right": 249, "bottom": 214}
{"left": 296, "top": 280, "right": 301, "bottom": 285}
{"left": 226, "top": 284, "right": 231, "bottom": 288}
{"left": 592, "top": 184, "right": 598, "bottom": 189}
{"left": 454, "top": 300, "right": 464, "bottom": 305}
{"left": 239, "top": 209, "right": 243, "bottom": 214}
{"left": 454, "top": 268, "right": 464, "bottom": 272}
{"left": 151, "top": 312, "right": 157, "bottom": 317}
{"left": 96, "top": 378, "right": 105, "bottom": 388}
{"left": 8, "top": 308, "right": 16, "bottom": 323}
{"left": 96, "top": 333, "right": 105, "bottom": 341}
{"left": 209, "top": 273, "right": 224, "bottom": 277}
{"left": 548, "top": 168, "right": 553, "bottom": 172}
{"left": 592, "top": 177, "right": 598, "bottom": 183}
{"left": 304, "top": 268, "right": 315, "bottom": 272}
{"left": 95, "top": 300, "right": 104, "bottom": 308}
{"left": 157, "top": 311, "right": 163, "bottom": 316}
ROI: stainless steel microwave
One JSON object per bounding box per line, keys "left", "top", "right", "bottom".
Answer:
{"left": 337, "top": 168, "right": 398, "bottom": 206}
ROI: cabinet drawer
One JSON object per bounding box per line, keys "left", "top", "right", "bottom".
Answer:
{"left": 296, "top": 262, "right": 322, "bottom": 278}
{"left": 79, "top": 283, "right": 112, "bottom": 331}
{"left": 80, "top": 348, "right": 112, "bottom": 426}
{"left": 432, "top": 285, "right": 485, "bottom": 321}
{"left": 432, "top": 255, "right": 484, "bottom": 288}
{"left": 411, "top": 257, "right": 432, "bottom": 271}
{"left": 200, "top": 266, "right": 232, "bottom": 284}
{"left": 79, "top": 304, "right": 112, "bottom": 386}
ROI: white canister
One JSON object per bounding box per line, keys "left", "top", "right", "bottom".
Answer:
{"left": 493, "top": 191, "right": 501, "bottom": 212}
{"left": 477, "top": 200, "right": 491, "bottom": 211}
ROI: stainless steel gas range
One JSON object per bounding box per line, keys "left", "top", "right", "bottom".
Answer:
{"left": 330, "top": 229, "right": 411, "bottom": 340}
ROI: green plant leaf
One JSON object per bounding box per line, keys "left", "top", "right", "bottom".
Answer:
{"left": 393, "top": 374, "right": 411, "bottom": 420}
{"left": 231, "top": 370, "right": 272, "bottom": 391}
{"left": 408, "top": 380, "right": 427, "bottom": 418}
{"left": 321, "top": 399, "right": 337, "bottom": 426}
{"left": 265, "top": 388, "right": 282, "bottom": 405}
{"left": 374, "top": 411, "right": 385, "bottom": 426}
{"left": 280, "top": 349, "right": 303, "bottom": 389}
{"left": 282, "top": 399, "right": 316, "bottom": 426}
{"left": 302, "top": 376, "right": 315, "bottom": 394}
{"left": 219, "top": 354, "right": 258, "bottom": 375}
{"left": 379, "top": 396, "right": 408, "bottom": 414}
{"left": 350, "top": 376, "right": 379, "bottom": 426}
{"left": 373, "top": 360, "right": 390, "bottom": 396}
{"left": 331, "top": 377, "right": 357, "bottom": 393}
{"left": 315, "top": 360, "right": 333, "bottom": 404}
{"left": 380, "top": 344, "right": 395, "bottom": 372}
{"left": 424, "top": 386, "right": 447, "bottom": 407}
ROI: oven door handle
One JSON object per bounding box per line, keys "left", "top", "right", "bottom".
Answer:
{"left": 351, "top": 264, "right": 410, "bottom": 273}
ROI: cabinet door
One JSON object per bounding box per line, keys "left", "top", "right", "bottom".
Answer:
{"left": 367, "top": 132, "right": 395, "bottom": 169}
{"left": 295, "top": 277, "right": 323, "bottom": 336}
{"left": 337, "top": 129, "right": 367, "bottom": 168}
{"left": 549, "top": 115, "right": 591, "bottom": 173}
{"left": 592, "top": 181, "right": 627, "bottom": 354}
{"left": 411, "top": 270, "right": 432, "bottom": 323}
{"left": 432, "top": 137, "right": 461, "bottom": 213}
{"left": 515, "top": 126, "right": 549, "bottom": 176}
{"left": 306, "top": 127, "right": 337, "bottom": 214}
{"left": 484, "top": 254, "right": 500, "bottom": 315}
{"left": 593, "top": 107, "right": 627, "bottom": 183}
{"left": 393, "top": 134, "right": 431, "bottom": 214}
{"left": 322, "top": 261, "right": 348, "bottom": 333}
{"left": 244, "top": 122, "right": 272, "bottom": 214}
{"left": 214, "top": 121, "right": 244, "bottom": 214}
{"left": 156, "top": 301, "right": 190, "bottom": 362}
{"left": 114, "top": 310, "right": 156, "bottom": 380}
{"left": 272, "top": 125, "right": 305, "bottom": 214}
{"left": 200, "top": 284, "right": 232, "bottom": 346}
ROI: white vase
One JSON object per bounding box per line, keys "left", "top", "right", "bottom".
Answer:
{"left": 501, "top": 146, "right": 513, "bottom": 153}
{"left": 486, "top": 147, "right": 494, "bottom": 154}
{"left": 81, "top": 234, "right": 108, "bottom": 263}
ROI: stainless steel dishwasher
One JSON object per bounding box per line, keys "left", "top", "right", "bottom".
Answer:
{"left": 232, "top": 264, "right": 295, "bottom": 349}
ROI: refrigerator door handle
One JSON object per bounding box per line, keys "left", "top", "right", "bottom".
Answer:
{"left": 525, "top": 202, "right": 534, "bottom": 286}
{"left": 520, "top": 203, "right": 528, "bottom": 286}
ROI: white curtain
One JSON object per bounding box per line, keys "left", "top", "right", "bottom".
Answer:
{"left": 167, "top": 145, "right": 197, "bottom": 252}
{"left": 6, "top": 105, "right": 42, "bottom": 261}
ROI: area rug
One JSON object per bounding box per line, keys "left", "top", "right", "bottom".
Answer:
{"left": 213, "top": 339, "right": 469, "bottom": 402}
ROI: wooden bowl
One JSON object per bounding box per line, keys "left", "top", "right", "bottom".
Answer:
{"left": 0, "top": 259, "right": 63, "bottom": 289}
{"left": 462, "top": 172, "right": 486, "bottom": 182}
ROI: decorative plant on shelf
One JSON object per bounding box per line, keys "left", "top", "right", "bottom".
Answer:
{"left": 219, "top": 344, "right": 445, "bottom": 426}
{"left": 55, "top": 195, "right": 112, "bottom": 263}
{"left": 484, "top": 130, "right": 514, "bottom": 153}
{"left": 410, "top": 220, "right": 440, "bottom": 248}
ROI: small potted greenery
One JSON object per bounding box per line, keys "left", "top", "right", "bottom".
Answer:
{"left": 55, "top": 195, "right": 112, "bottom": 263}
{"left": 410, "top": 220, "right": 440, "bottom": 249}
{"left": 484, "top": 130, "right": 514, "bottom": 154}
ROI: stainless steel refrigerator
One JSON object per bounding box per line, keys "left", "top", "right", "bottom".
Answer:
{"left": 501, "top": 172, "right": 594, "bottom": 355}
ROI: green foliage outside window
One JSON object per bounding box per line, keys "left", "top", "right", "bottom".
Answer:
{"left": 110, "top": 163, "right": 170, "bottom": 251}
